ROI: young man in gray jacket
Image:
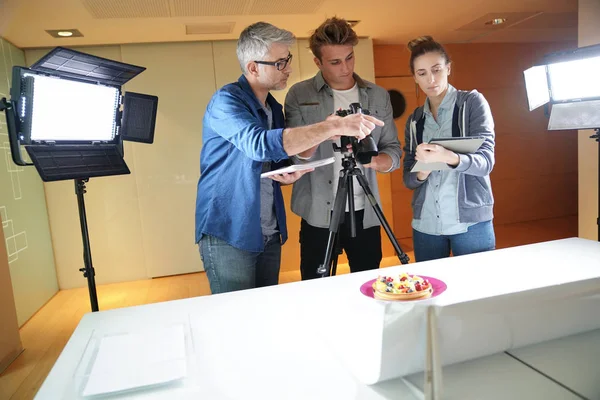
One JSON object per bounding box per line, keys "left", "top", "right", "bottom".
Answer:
{"left": 284, "top": 17, "right": 402, "bottom": 280}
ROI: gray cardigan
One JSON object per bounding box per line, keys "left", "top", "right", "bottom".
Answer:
{"left": 403, "top": 90, "right": 495, "bottom": 223}
{"left": 285, "top": 72, "right": 402, "bottom": 229}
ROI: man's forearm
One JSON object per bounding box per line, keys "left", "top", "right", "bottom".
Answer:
{"left": 284, "top": 113, "right": 383, "bottom": 157}
{"left": 372, "top": 153, "right": 393, "bottom": 172}
{"left": 282, "top": 120, "right": 337, "bottom": 156}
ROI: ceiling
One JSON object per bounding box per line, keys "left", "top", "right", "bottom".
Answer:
{"left": 0, "top": 0, "right": 578, "bottom": 49}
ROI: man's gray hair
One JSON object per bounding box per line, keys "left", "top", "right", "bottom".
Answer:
{"left": 237, "top": 22, "right": 295, "bottom": 73}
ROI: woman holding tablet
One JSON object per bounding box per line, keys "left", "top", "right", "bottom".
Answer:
{"left": 402, "top": 36, "right": 496, "bottom": 262}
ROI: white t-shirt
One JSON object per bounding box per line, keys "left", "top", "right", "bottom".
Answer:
{"left": 331, "top": 83, "right": 365, "bottom": 211}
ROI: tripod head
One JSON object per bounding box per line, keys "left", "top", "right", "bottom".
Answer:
{"left": 333, "top": 103, "right": 379, "bottom": 165}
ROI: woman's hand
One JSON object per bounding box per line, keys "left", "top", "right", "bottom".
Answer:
{"left": 415, "top": 143, "right": 459, "bottom": 166}
{"left": 416, "top": 171, "right": 431, "bottom": 181}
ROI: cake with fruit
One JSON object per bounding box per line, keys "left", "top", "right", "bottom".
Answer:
{"left": 372, "top": 272, "right": 433, "bottom": 301}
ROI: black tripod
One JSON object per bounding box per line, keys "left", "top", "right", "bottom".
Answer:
{"left": 75, "top": 178, "right": 100, "bottom": 312}
{"left": 316, "top": 139, "right": 410, "bottom": 278}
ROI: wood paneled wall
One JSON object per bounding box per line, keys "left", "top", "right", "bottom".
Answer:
{"left": 374, "top": 42, "right": 579, "bottom": 238}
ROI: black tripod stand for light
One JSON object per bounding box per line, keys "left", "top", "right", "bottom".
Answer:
{"left": 75, "top": 178, "right": 100, "bottom": 312}
{"left": 316, "top": 138, "right": 410, "bottom": 278}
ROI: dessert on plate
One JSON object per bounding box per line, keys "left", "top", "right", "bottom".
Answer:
{"left": 372, "top": 272, "right": 433, "bottom": 301}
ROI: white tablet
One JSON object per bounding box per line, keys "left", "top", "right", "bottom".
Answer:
{"left": 410, "top": 137, "right": 485, "bottom": 172}
{"left": 261, "top": 157, "right": 335, "bottom": 178}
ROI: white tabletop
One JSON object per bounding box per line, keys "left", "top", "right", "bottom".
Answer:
{"left": 35, "top": 238, "right": 600, "bottom": 399}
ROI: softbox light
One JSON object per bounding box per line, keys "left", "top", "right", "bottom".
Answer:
{"left": 523, "top": 43, "right": 600, "bottom": 130}
{"left": 2, "top": 46, "right": 158, "bottom": 181}
{"left": 0, "top": 47, "right": 159, "bottom": 312}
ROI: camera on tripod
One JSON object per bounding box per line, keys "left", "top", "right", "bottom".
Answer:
{"left": 318, "top": 102, "right": 410, "bottom": 278}
{"left": 334, "top": 103, "right": 379, "bottom": 165}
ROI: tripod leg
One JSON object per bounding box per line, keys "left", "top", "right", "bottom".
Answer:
{"left": 347, "top": 174, "right": 356, "bottom": 237}
{"left": 355, "top": 172, "right": 410, "bottom": 265}
{"left": 331, "top": 255, "right": 339, "bottom": 276}
{"left": 330, "top": 229, "right": 343, "bottom": 276}
{"left": 317, "top": 230, "right": 337, "bottom": 277}
{"left": 317, "top": 170, "right": 350, "bottom": 277}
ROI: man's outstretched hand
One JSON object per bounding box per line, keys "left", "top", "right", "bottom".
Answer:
{"left": 326, "top": 113, "right": 384, "bottom": 140}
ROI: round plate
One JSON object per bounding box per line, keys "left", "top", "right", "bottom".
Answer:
{"left": 360, "top": 275, "right": 447, "bottom": 301}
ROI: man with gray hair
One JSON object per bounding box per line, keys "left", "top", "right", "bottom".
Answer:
{"left": 195, "top": 22, "right": 384, "bottom": 294}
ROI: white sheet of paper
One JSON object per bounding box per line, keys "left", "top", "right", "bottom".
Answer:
{"left": 261, "top": 157, "right": 335, "bottom": 178}
{"left": 82, "top": 324, "right": 187, "bottom": 397}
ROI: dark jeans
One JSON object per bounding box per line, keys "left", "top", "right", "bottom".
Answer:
{"left": 199, "top": 234, "right": 281, "bottom": 294}
{"left": 412, "top": 220, "right": 496, "bottom": 262}
{"left": 299, "top": 210, "right": 382, "bottom": 280}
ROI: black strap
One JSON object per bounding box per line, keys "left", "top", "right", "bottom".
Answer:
{"left": 451, "top": 103, "right": 460, "bottom": 137}
{"left": 415, "top": 104, "right": 462, "bottom": 145}
{"left": 416, "top": 115, "right": 425, "bottom": 145}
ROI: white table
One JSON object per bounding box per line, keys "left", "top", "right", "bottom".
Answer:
{"left": 309, "top": 238, "right": 600, "bottom": 384}
{"left": 35, "top": 238, "right": 600, "bottom": 399}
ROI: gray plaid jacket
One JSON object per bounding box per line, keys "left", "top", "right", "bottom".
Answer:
{"left": 284, "top": 72, "right": 402, "bottom": 228}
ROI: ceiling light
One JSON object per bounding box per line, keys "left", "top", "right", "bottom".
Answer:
{"left": 485, "top": 18, "right": 507, "bottom": 26}
{"left": 45, "top": 29, "right": 84, "bottom": 38}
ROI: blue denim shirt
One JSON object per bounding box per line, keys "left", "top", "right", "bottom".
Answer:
{"left": 195, "top": 75, "right": 289, "bottom": 252}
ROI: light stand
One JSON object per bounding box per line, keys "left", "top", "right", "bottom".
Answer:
{"left": 317, "top": 136, "right": 409, "bottom": 278}
{"left": 75, "top": 178, "right": 99, "bottom": 312}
